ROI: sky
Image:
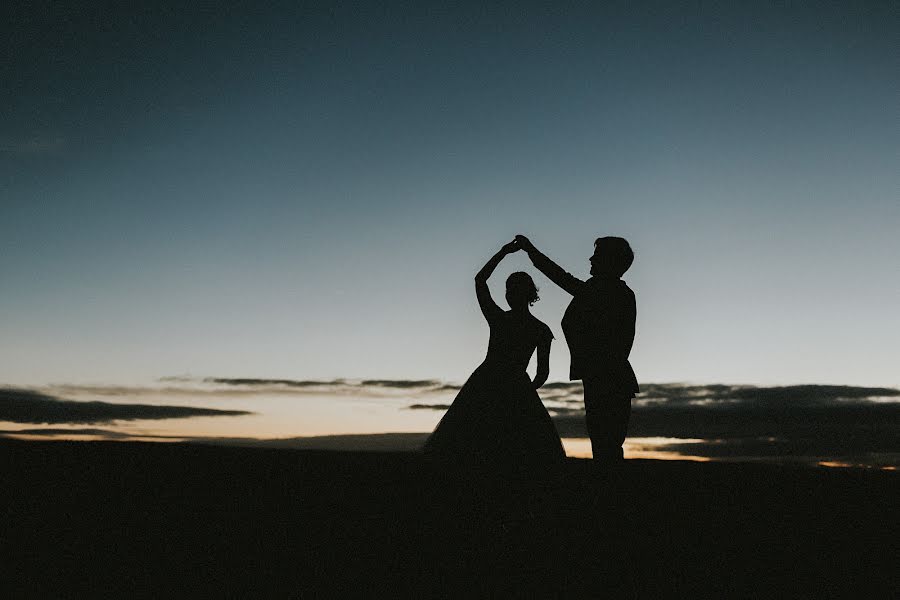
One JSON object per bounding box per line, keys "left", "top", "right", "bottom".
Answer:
{"left": 2, "top": 1, "right": 898, "bottom": 388}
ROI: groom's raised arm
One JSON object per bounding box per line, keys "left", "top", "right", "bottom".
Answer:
{"left": 515, "top": 235, "right": 584, "bottom": 296}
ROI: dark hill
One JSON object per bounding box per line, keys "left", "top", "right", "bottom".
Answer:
{"left": 1, "top": 440, "right": 896, "bottom": 598}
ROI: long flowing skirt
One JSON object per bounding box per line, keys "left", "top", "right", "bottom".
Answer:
{"left": 423, "top": 363, "right": 565, "bottom": 469}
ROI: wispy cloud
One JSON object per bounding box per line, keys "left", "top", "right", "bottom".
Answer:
{"left": 46, "top": 377, "right": 462, "bottom": 400}
{"left": 403, "top": 382, "right": 900, "bottom": 463}
{"left": 361, "top": 379, "right": 444, "bottom": 389}
{"left": 200, "top": 377, "right": 451, "bottom": 393}
{"left": 546, "top": 384, "right": 900, "bottom": 461}
{"left": 41, "top": 379, "right": 900, "bottom": 407}
{"left": 5, "top": 378, "right": 898, "bottom": 465}
{"left": 46, "top": 379, "right": 452, "bottom": 399}
{"left": 8, "top": 379, "right": 897, "bottom": 464}
{"left": 406, "top": 383, "right": 900, "bottom": 411}
{"left": 0, "top": 428, "right": 137, "bottom": 439}
{"left": 0, "top": 388, "right": 252, "bottom": 425}
{"left": 635, "top": 383, "right": 900, "bottom": 407}
{"left": 0, "top": 428, "right": 191, "bottom": 441}
{"left": 203, "top": 377, "right": 346, "bottom": 388}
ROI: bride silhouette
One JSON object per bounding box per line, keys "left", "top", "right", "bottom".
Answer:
{"left": 424, "top": 240, "right": 565, "bottom": 469}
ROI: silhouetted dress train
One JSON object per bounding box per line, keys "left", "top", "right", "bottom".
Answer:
{"left": 424, "top": 283, "right": 565, "bottom": 468}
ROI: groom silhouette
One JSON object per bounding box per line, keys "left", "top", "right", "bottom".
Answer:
{"left": 515, "top": 234, "right": 639, "bottom": 464}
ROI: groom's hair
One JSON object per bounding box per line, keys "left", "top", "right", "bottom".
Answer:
{"left": 593, "top": 237, "right": 634, "bottom": 277}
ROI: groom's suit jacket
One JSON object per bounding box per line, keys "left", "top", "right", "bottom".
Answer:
{"left": 529, "top": 250, "right": 639, "bottom": 395}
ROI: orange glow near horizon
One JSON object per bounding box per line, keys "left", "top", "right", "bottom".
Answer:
{"left": 817, "top": 461, "right": 897, "bottom": 471}
{"left": 563, "top": 437, "right": 713, "bottom": 462}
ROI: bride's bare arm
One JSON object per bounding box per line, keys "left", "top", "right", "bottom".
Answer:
{"left": 533, "top": 337, "right": 551, "bottom": 389}
{"left": 475, "top": 240, "right": 518, "bottom": 320}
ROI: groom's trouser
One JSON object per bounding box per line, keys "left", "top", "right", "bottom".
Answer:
{"left": 582, "top": 379, "right": 633, "bottom": 462}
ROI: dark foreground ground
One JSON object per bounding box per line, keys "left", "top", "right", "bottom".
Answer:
{"left": 1, "top": 440, "right": 897, "bottom": 598}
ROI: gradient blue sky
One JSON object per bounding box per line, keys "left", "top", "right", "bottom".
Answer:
{"left": 2, "top": 1, "right": 898, "bottom": 387}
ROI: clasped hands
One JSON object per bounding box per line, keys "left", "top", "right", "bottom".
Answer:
{"left": 501, "top": 234, "right": 536, "bottom": 255}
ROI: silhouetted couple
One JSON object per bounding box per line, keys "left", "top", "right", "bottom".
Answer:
{"left": 424, "top": 234, "right": 638, "bottom": 471}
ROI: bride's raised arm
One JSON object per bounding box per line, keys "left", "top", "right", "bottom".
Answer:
{"left": 474, "top": 240, "right": 519, "bottom": 322}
